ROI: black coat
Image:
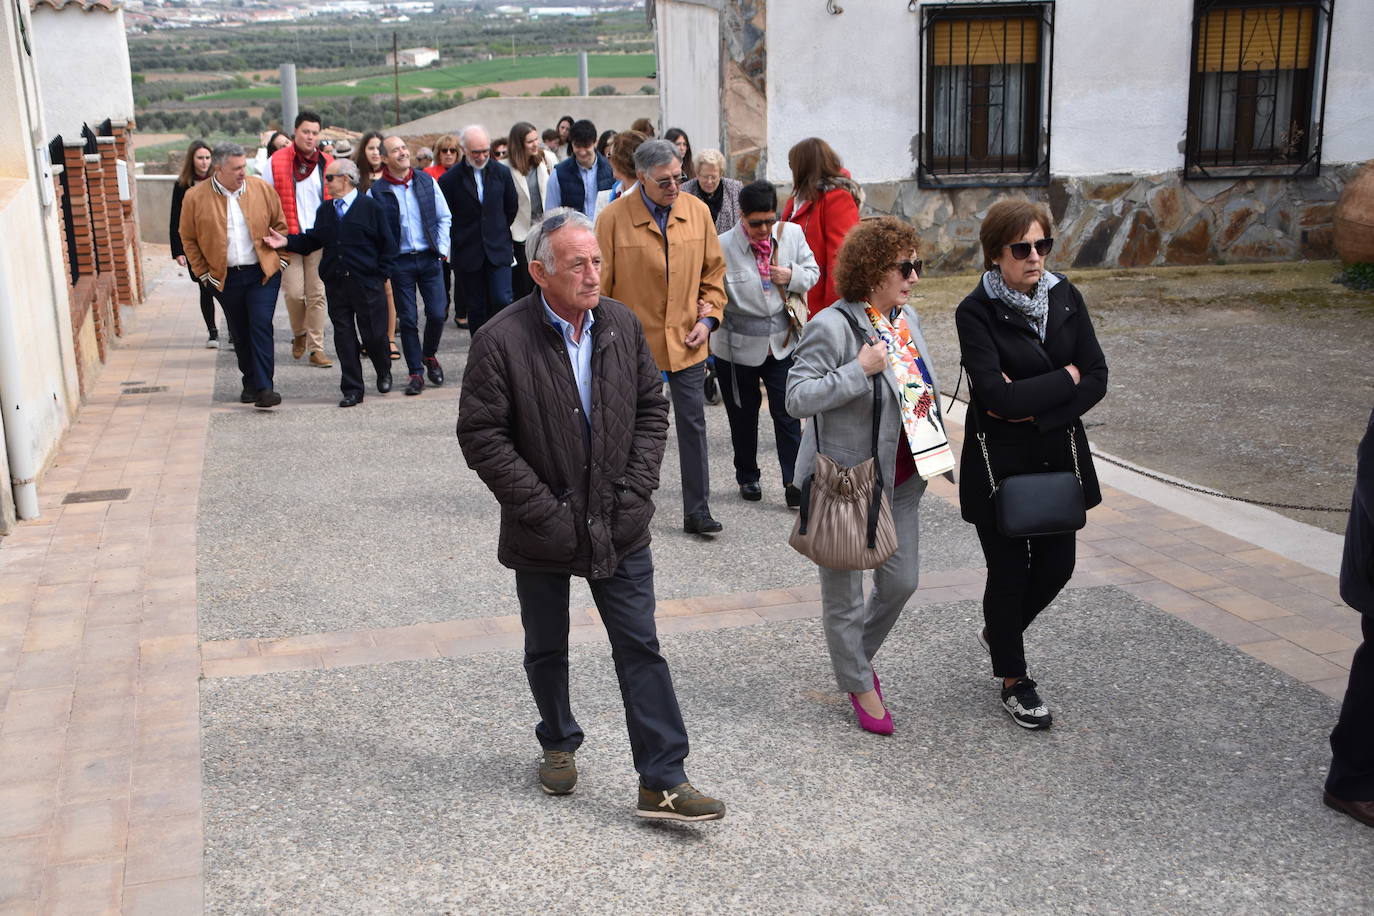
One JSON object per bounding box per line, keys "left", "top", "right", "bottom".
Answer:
{"left": 1340, "top": 409, "right": 1374, "bottom": 617}
{"left": 456, "top": 293, "right": 669, "bottom": 580}
{"left": 282, "top": 193, "right": 398, "bottom": 283}
{"left": 168, "top": 179, "right": 197, "bottom": 261}
{"left": 955, "top": 273, "right": 1109, "bottom": 526}
{"left": 438, "top": 160, "right": 518, "bottom": 272}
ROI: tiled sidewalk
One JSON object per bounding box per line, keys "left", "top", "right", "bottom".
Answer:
{"left": 0, "top": 261, "right": 1359, "bottom": 914}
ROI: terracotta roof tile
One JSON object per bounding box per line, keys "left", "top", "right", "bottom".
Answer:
{"left": 30, "top": 0, "right": 123, "bottom": 12}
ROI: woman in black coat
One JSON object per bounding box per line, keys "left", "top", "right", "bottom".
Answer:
{"left": 955, "top": 199, "right": 1108, "bottom": 730}
{"left": 169, "top": 140, "right": 220, "bottom": 348}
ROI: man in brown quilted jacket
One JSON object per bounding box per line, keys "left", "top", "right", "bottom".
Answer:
{"left": 457, "top": 208, "right": 725, "bottom": 822}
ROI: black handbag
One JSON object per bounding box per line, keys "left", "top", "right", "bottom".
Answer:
{"left": 966, "top": 384, "right": 1086, "bottom": 538}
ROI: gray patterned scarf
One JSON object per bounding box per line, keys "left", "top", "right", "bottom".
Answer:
{"left": 984, "top": 268, "right": 1051, "bottom": 341}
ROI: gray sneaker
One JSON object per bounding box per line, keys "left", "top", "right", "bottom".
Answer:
{"left": 636, "top": 782, "right": 725, "bottom": 822}
{"left": 538, "top": 750, "right": 577, "bottom": 795}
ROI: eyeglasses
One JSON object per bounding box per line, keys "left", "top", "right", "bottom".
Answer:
{"left": 325, "top": 173, "right": 348, "bottom": 181}
{"left": 654, "top": 173, "right": 686, "bottom": 189}
{"left": 892, "top": 259, "right": 923, "bottom": 279}
{"left": 437, "top": 148, "right": 458, "bottom": 156}
{"left": 1005, "top": 238, "right": 1054, "bottom": 260}
{"left": 494, "top": 150, "right": 508, "bottom": 159}
{"left": 467, "top": 148, "right": 490, "bottom": 157}
{"left": 746, "top": 218, "right": 778, "bottom": 229}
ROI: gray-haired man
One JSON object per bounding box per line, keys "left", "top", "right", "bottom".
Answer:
{"left": 457, "top": 208, "right": 725, "bottom": 822}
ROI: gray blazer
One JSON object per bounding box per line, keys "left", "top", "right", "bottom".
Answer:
{"left": 714, "top": 222, "right": 820, "bottom": 365}
{"left": 682, "top": 176, "right": 743, "bottom": 233}
{"left": 786, "top": 299, "right": 954, "bottom": 498}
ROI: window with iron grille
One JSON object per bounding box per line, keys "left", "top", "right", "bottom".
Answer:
{"left": 1185, "top": 0, "right": 1334, "bottom": 179}
{"left": 919, "top": 2, "right": 1054, "bottom": 188}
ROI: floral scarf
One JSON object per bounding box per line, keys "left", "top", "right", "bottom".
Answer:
{"left": 863, "top": 306, "right": 956, "bottom": 480}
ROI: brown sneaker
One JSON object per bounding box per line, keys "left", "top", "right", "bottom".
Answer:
{"left": 309, "top": 350, "right": 333, "bottom": 368}
{"left": 636, "top": 782, "right": 725, "bottom": 822}
{"left": 538, "top": 750, "right": 577, "bottom": 795}
{"left": 291, "top": 333, "right": 307, "bottom": 360}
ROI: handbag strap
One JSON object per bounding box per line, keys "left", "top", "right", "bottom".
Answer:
{"left": 836, "top": 308, "right": 885, "bottom": 549}
{"left": 964, "top": 362, "right": 1082, "bottom": 497}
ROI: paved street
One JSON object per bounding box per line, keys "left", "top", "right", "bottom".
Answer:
{"left": 1, "top": 259, "right": 1371, "bottom": 913}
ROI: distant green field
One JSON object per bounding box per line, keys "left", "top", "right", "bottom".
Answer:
{"left": 196, "top": 53, "right": 656, "bottom": 101}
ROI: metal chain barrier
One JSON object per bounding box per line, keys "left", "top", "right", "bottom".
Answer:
{"left": 943, "top": 396, "right": 1347, "bottom": 514}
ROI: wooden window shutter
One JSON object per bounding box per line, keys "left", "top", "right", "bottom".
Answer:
{"left": 1196, "top": 6, "right": 1314, "bottom": 72}
{"left": 931, "top": 17, "right": 1039, "bottom": 67}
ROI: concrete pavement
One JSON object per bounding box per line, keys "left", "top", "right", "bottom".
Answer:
{"left": 0, "top": 259, "right": 1370, "bottom": 914}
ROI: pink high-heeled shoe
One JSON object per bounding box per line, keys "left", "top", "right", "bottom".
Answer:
{"left": 849, "top": 692, "right": 894, "bottom": 735}
{"left": 872, "top": 670, "right": 884, "bottom": 702}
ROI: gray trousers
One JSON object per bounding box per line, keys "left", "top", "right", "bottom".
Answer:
{"left": 666, "top": 361, "right": 711, "bottom": 518}
{"left": 817, "top": 475, "right": 926, "bottom": 694}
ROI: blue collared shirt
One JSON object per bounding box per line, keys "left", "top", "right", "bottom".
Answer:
{"left": 387, "top": 172, "right": 453, "bottom": 258}
{"left": 541, "top": 293, "right": 596, "bottom": 429}
{"left": 641, "top": 185, "right": 671, "bottom": 235}
{"left": 544, "top": 159, "right": 600, "bottom": 219}
{"left": 333, "top": 188, "right": 358, "bottom": 218}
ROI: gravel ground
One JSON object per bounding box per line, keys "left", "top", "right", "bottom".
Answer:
{"left": 913, "top": 260, "right": 1374, "bottom": 535}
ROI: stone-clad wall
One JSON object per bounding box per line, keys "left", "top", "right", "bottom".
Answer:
{"left": 859, "top": 166, "right": 1362, "bottom": 273}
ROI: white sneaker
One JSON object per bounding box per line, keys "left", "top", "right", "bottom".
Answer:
{"left": 206, "top": 334, "right": 219, "bottom": 349}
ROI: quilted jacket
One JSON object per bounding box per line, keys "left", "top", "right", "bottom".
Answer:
{"left": 457, "top": 293, "right": 669, "bottom": 579}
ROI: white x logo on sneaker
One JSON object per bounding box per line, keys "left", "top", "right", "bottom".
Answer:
{"left": 658, "top": 790, "right": 679, "bottom": 810}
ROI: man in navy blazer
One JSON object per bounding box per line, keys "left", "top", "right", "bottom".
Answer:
{"left": 1325, "top": 407, "right": 1374, "bottom": 829}
{"left": 265, "top": 158, "right": 398, "bottom": 407}
{"left": 438, "top": 124, "right": 518, "bottom": 334}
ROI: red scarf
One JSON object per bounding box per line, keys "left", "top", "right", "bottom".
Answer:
{"left": 292, "top": 145, "right": 322, "bottom": 183}
{"left": 381, "top": 168, "right": 413, "bottom": 189}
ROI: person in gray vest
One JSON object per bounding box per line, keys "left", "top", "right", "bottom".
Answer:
{"left": 715, "top": 180, "right": 819, "bottom": 507}
{"left": 543, "top": 119, "right": 614, "bottom": 220}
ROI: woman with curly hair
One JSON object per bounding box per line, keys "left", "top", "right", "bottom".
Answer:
{"left": 786, "top": 216, "right": 955, "bottom": 736}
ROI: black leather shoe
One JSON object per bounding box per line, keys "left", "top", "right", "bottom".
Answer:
{"left": 239, "top": 387, "right": 255, "bottom": 404}
{"left": 1325, "top": 791, "right": 1374, "bottom": 828}
{"left": 785, "top": 483, "right": 803, "bottom": 509}
{"left": 339, "top": 394, "right": 363, "bottom": 407}
{"left": 404, "top": 373, "right": 424, "bottom": 396}
{"left": 254, "top": 388, "right": 281, "bottom": 409}
{"left": 739, "top": 482, "right": 762, "bottom": 501}
{"left": 377, "top": 372, "right": 392, "bottom": 394}
{"left": 423, "top": 356, "right": 445, "bottom": 386}
{"left": 683, "top": 513, "right": 723, "bottom": 535}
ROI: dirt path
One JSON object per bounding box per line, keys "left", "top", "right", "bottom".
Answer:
{"left": 912, "top": 260, "right": 1374, "bottom": 535}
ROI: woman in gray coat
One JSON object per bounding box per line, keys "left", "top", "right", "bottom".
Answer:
{"left": 786, "top": 217, "right": 955, "bottom": 735}
{"left": 715, "top": 180, "right": 819, "bottom": 507}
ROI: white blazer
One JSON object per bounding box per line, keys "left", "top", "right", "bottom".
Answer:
{"left": 509, "top": 149, "right": 557, "bottom": 243}
{"left": 714, "top": 221, "right": 819, "bottom": 365}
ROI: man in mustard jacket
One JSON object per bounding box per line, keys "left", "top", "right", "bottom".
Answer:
{"left": 595, "top": 139, "right": 727, "bottom": 535}
{"left": 179, "top": 142, "right": 289, "bottom": 408}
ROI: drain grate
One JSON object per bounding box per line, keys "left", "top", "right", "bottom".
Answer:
{"left": 121, "top": 386, "right": 169, "bottom": 395}
{"left": 62, "top": 488, "right": 132, "bottom": 505}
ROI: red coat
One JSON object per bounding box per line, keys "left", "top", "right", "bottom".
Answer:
{"left": 783, "top": 186, "right": 860, "bottom": 318}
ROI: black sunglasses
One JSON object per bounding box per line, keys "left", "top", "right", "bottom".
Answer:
{"left": 893, "top": 259, "right": 923, "bottom": 279}
{"left": 654, "top": 173, "right": 686, "bottom": 189}
{"left": 746, "top": 217, "right": 778, "bottom": 229}
{"left": 1006, "top": 238, "right": 1054, "bottom": 260}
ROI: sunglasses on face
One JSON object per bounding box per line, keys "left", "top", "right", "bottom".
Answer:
{"left": 893, "top": 259, "right": 923, "bottom": 279}
{"left": 1005, "top": 238, "right": 1054, "bottom": 260}
{"left": 654, "top": 173, "right": 686, "bottom": 189}
{"left": 746, "top": 218, "right": 778, "bottom": 229}
{"left": 494, "top": 150, "right": 508, "bottom": 159}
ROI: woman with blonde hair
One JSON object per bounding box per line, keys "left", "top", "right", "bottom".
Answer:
{"left": 681, "top": 149, "right": 741, "bottom": 233}
{"left": 787, "top": 217, "right": 954, "bottom": 735}
{"left": 782, "top": 137, "right": 862, "bottom": 318}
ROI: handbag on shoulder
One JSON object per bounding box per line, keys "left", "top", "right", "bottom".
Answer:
{"left": 789, "top": 311, "right": 898, "bottom": 570}
{"left": 772, "top": 222, "right": 809, "bottom": 344}
{"left": 967, "top": 383, "right": 1086, "bottom": 538}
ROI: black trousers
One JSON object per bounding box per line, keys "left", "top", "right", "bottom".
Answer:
{"left": 1328, "top": 614, "right": 1374, "bottom": 801}
{"left": 324, "top": 273, "right": 391, "bottom": 398}
{"left": 665, "top": 362, "right": 711, "bottom": 518}
{"left": 187, "top": 268, "right": 218, "bottom": 334}
{"left": 714, "top": 354, "right": 801, "bottom": 487}
{"left": 513, "top": 546, "right": 690, "bottom": 790}
{"left": 214, "top": 265, "right": 279, "bottom": 392}
{"left": 512, "top": 243, "right": 534, "bottom": 301}
{"left": 975, "top": 523, "right": 1077, "bottom": 679}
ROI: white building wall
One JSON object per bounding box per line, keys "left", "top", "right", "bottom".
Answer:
{"left": 762, "top": 0, "right": 1373, "bottom": 183}
{"left": 30, "top": 7, "right": 135, "bottom": 141}
{"left": 656, "top": 1, "right": 721, "bottom": 154}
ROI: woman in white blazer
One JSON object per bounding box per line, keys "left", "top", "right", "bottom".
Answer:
{"left": 714, "top": 180, "right": 820, "bottom": 508}
{"left": 507, "top": 121, "right": 557, "bottom": 300}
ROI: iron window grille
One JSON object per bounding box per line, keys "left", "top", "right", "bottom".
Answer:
{"left": 1184, "top": 0, "right": 1334, "bottom": 179}
{"left": 918, "top": 2, "right": 1055, "bottom": 188}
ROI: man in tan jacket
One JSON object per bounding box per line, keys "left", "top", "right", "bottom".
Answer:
{"left": 595, "top": 139, "right": 727, "bottom": 535}
{"left": 179, "top": 142, "right": 289, "bottom": 408}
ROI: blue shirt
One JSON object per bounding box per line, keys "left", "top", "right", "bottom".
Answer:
{"left": 544, "top": 159, "right": 600, "bottom": 219}
{"left": 388, "top": 172, "right": 453, "bottom": 258}
{"left": 333, "top": 188, "right": 358, "bottom": 218}
{"left": 541, "top": 293, "right": 596, "bottom": 429}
